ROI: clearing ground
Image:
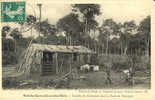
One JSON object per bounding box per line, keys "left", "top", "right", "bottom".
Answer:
{"left": 2, "top": 66, "right": 150, "bottom": 89}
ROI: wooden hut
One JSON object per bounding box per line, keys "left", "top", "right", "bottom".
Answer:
{"left": 17, "top": 43, "right": 95, "bottom": 78}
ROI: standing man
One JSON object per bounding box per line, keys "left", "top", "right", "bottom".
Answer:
{"left": 105, "top": 62, "right": 112, "bottom": 85}
{"left": 128, "top": 55, "right": 136, "bottom": 86}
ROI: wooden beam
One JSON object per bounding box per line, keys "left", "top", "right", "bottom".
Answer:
{"left": 55, "top": 52, "right": 58, "bottom": 74}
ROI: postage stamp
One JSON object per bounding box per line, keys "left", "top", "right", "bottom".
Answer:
{"left": 1, "top": 2, "right": 25, "bottom": 22}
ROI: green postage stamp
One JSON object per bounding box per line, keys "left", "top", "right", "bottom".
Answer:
{"left": 1, "top": 1, "right": 25, "bottom": 22}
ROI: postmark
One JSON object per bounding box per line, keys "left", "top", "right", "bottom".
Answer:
{"left": 1, "top": 1, "right": 25, "bottom": 22}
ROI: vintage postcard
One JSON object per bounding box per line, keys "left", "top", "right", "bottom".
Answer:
{"left": 0, "top": 0, "right": 155, "bottom": 100}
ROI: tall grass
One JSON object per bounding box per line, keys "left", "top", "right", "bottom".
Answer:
{"left": 98, "top": 54, "right": 150, "bottom": 72}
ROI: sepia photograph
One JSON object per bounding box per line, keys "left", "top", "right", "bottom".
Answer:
{"left": 1, "top": 1, "right": 151, "bottom": 90}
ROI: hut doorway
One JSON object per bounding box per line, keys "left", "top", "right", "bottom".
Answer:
{"left": 42, "top": 51, "right": 55, "bottom": 75}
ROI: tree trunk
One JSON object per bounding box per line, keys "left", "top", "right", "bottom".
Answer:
{"left": 102, "top": 44, "right": 104, "bottom": 54}
{"left": 106, "top": 36, "right": 109, "bottom": 55}
{"left": 14, "top": 40, "right": 16, "bottom": 53}
{"left": 124, "top": 46, "right": 128, "bottom": 55}
{"left": 120, "top": 42, "right": 123, "bottom": 55}
{"left": 93, "top": 29, "right": 97, "bottom": 53}
{"left": 146, "top": 40, "right": 150, "bottom": 57}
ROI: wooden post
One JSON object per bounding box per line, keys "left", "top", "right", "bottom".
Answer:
{"left": 55, "top": 52, "right": 58, "bottom": 74}
{"left": 71, "top": 53, "right": 73, "bottom": 71}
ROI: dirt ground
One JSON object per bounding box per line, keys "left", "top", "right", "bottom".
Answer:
{"left": 2, "top": 66, "right": 150, "bottom": 89}
{"left": 69, "top": 71, "right": 150, "bottom": 89}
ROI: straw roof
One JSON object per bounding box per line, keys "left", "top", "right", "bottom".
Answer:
{"left": 30, "top": 43, "right": 95, "bottom": 54}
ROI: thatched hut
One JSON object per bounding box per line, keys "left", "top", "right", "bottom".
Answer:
{"left": 17, "top": 43, "right": 95, "bottom": 78}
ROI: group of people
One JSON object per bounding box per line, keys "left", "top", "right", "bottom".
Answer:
{"left": 105, "top": 66, "right": 135, "bottom": 86}
{"left": 104, "top": 56, "right": 136, "bottom": 86}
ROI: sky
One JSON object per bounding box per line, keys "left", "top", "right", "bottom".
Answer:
{"left": 97, "top": 1, "right": 150, "bottom": 25}
{"left": 25, "top": 0, "right": 150, "bottom": 25}
{"left": 3, "top": 0, "right": 151, "bottom": 38}
{"left": 26, "top": 3, "right": 72, "bottom": 25}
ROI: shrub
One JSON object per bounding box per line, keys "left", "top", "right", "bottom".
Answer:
{"left": 2, "top": 78, "right": 19, "bottom": 89}
{"left": 98, "top": 54, "right": 128, "bottom": 65}
{"left": 98, "top": 54, "right": 150, "bottom": 72}
{"left": 98, "top": 54, "right": 128, "bottom": 71}
{"left": 134, "top": 55, "right": 150, "bottom": 71}
{"left": 2, "top": 51, "right": 18, "bottom": 65}
{"left": 112, "top": 62, "right": 129, "bottom": 72}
